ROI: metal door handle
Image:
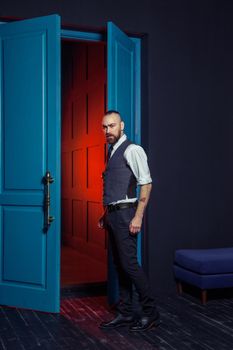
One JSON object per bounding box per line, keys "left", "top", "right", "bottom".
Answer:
{"left": 43, "top": 171, "right": 55, "bottom": 232}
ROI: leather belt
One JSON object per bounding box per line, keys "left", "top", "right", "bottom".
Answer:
{"left": 107, "top": 201, "right": 138, "bottom": 213}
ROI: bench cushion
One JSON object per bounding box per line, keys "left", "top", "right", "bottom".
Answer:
{"left": 174, "top": 265, "right": 233, "bottom": 289}
{"left": 174, "top": 248, "right": 233, "bottom": 274}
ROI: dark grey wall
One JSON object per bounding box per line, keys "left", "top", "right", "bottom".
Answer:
{"left": 1, "top": 0, "right": 233, "bottom": 294}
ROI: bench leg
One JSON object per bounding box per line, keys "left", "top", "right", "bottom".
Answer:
{"left": 176, "top": 281, "right": 183, "bottom": 295}
{"left": 201, "top": 290, "right": 207, "bottom": 305}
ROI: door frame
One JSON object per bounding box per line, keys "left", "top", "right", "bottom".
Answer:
{"left": 61, "top": 28, "right": 142, "bottom": 264}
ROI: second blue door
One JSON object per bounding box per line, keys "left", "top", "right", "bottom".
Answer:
{"left": 107, "top": 21, "right": 138, "bottom": 305}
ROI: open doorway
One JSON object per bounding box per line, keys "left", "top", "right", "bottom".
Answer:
{"left": 60, "top": 39, "right": 107, "bottom": 287}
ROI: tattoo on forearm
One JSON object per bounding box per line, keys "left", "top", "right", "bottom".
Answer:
{"left": 140, "top": 197, "right": 146, "bottom": 203}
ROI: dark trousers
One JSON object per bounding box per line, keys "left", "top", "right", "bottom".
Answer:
{"left": 106, "top": 206, "right": 157, "bottom": 316}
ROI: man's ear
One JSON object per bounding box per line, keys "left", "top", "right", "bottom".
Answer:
{"left": 121, "top": 121, "right": 124, "bottom": 131}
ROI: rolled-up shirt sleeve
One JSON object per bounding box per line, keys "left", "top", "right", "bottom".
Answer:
{"left": 124, "top": 144, "right": 152, "bottom": 185}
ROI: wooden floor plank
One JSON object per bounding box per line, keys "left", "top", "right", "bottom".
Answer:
{"left": 0, "top": 292, "right": 233, "bottom": 349}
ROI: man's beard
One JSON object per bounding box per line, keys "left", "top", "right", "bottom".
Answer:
{"left": 106, "top": 130, "right": 121, "bottom": 144}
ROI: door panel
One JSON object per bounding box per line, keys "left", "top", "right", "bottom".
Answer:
{"left": 4, "top": 34, "right": 45, "bottom": 189}
{"left": 2, "top": 206, "right": 44, "bottom": 285}
{"left": 0, "top": 15, "right": 61, "bottom": 312}
{"left": 107, "top": 22, "right": 135, "bottom": 140}
{"left": 107, "top": 22, "right": 137, "bottom": 304}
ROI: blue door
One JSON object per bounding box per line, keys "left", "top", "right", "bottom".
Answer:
{"left": 0, "top": 15, "right": 61, "bottom": 312}
{"left": 107, "top": 22, "right": 138, "bottom": 304}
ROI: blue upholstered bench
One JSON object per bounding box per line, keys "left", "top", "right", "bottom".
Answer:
{"left": 173, "top": 248, "right": 233, "bottom": 304}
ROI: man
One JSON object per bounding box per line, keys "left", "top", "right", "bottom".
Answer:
{"left": 98, "top": 110, "right": 160, "bottom": 332}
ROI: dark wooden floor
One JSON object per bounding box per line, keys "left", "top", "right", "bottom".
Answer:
{"left": 1, "top": 290, "right": 233, "bottom": 349}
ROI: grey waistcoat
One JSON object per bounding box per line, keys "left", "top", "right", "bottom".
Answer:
{"left": 103, "top": 139, "right": 137, "bottom": 205}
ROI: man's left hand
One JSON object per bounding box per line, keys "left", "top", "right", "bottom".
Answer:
{"left": 129, "top": 215, "right": 142, "bottom": 235}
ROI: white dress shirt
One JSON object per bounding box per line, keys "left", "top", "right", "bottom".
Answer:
{"left": 109, "top": 134, "right": 152, "bottom": 204}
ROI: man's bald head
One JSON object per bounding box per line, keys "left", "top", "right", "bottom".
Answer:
{"left": 104, "top": 110, "right": 122, "bottom": 121}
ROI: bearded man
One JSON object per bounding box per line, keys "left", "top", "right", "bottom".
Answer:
{"left": 98, "top": 110, "right": 160, "bottom": 332}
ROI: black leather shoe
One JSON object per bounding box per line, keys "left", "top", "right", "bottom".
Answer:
{"left": 99, "top": 314, "right": 134, "bottom": 329}
{"left": 129, "top": 314, "right": 161, "bottom": 332}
